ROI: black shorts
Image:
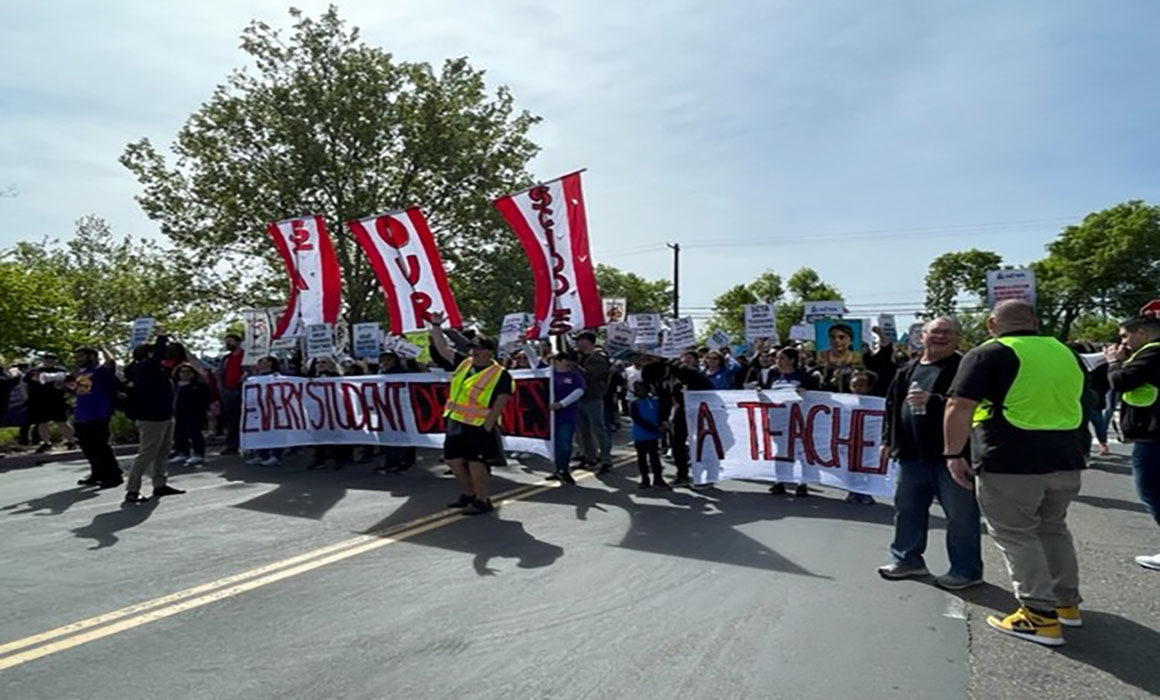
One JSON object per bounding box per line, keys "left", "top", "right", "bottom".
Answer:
{"left": 29, "top": 403, "right": 68, "bottom": 424}
{"left": 444, "top": 423, "right": 506, "bottom": 466}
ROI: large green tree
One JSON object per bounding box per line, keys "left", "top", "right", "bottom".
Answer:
{"left": 594, "top": 264, "right": 673, "bottom": 316}
{"left": 120, "top": 6, "right": 540, "bottom": 326}
{"left": 923, "top": 249, "right": 1003, "bottom": 317}
{"left": 778, "top": 267, "right": 843, "bottom": 340}
{"left": 703, "top": 270, "right": 784, "bottom": 339}
{"left": 1035, "top": 201, "right": 1160, "bottom": 338}
{"left": 4, "top": 216, "right": 220, "bottom": 356}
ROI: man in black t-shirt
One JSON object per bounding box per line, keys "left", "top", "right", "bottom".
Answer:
{"left": 878, "top": 317, "right": 981, "bottom": 589}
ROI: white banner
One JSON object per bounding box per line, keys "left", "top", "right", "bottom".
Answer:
{"left": 629, "top": 313, "right": 662, "bottom": 347}
{"left": 684, "top": 388, "right": 898, "bottom": 497}
{"left": 267, "top": 215, "right": 343, "bottom": 338}
{"left": 744, "top": 303, "right": 777, "bottom": 343}
{"left": 986, "top": 268, "right": 1037, "bottom": 308}
{"left": 240, "top": 370, "right": 553, "bottom": 457}
{"left": 803, "top": 300, "right": 846, "bottom": 322}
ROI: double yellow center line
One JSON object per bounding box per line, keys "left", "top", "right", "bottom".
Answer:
{"left": 0, "top": 462, "right": 626, "bottom": 670}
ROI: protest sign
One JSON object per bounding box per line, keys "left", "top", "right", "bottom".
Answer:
{"left": 629, "top": 314, "right": 662, "bottom": 347}
{"left": 907, "top": 323, "right": 924, "bottom": 351}
{"left": 305, "top": 323, "right": 335, "bottom": 359}
{"left": 707, "top": 329, "right": 732, "bottom": 351}
{"left": 860, "top": 319, "right": 874, "bottom": 349}
{"left": 605, "top": 322, "right": 637, "bottom": 357}
{"left": 384, "top": 335, "right": 422, "bottom": 360}
{"left": 498, "top": 313, "right": 531, "bottom": 350}
{"left": 877, "top": 314, "right": 898, "bottom": 343}
{"left": 667, "top": 317, "right": 697, "bottom": 349}
{"left": 242, "top": 309, "right": 273, "bottom": 360}
{"left": 684, "top": 389, "right": 898, "bottom": 496}
{"left": 814, "top": 319, "right": 863, "bottom": 366}
{"left": 744, "top": 303, "right": 777, "bottom": 343}
{"left": 803, "top": 300, "right": 846, "bottom": 323}
{"left": 603, "top": 298, "right": 627, "bottom": 325}
{"left": 986, "top": 268, "right": 1037, "bottom": 308}
{"left": 129, "top": 317, "right": 155, "bottom": 349}
{"left": 240, "top": 370, "right": 552, "bottom": 458}
{"left": 658, "top": 330, "right": 680, "bottom": 359}
{"left": 789, "top": 324, "right": 814, "bottom": 342}
{"left": 352, "top": 322, "right": 382, "bottom": 359}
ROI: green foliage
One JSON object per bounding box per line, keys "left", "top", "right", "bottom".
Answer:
{"left": 1067, "top": 314, "right": 1121, "bottom": 344}
{"left": 594, "top": 264, "right": 673, "bottom": 317}
{"left": 120, "top": 6, "right": 541, "bottom": 326}
{"left": 2, "top": 216, "right": 220, "bottom": 358}
{"left": 702, "top": 271, "right": 783, "bottom": 340}
{"left": 1035, "top": 201, "right": 1160, "bottom": 338}
{"left": 923, "top": 249, "right": 1004, "bottom": 317}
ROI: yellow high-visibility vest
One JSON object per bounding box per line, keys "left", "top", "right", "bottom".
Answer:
{"left": 1122, "top": 341, "right": 1160, "bottom": 408}
{"left": 971, "top": 336, "right": 1084, "bottom": 430}
{"left": 444, "top": 359, "right": 504, "bottom": 427}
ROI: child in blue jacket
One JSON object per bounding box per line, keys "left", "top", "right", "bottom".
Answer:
{"left": 630, "top": 381, "right": 668, "bottom": 489}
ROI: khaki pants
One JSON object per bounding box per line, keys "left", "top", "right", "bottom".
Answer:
{"left": 127, "top": 419, "right": 175, "bottom": 493}
{"left": 976, "top": 470, "right": 1082, "bottom": 610}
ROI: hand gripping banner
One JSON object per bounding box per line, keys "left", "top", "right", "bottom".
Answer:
{"left": 347, "top": 208, "right": 463, "bottom": 334}
{"left": 494, "top": 171, "right": 603, "bottom": 338}
{"left": 267, "top": 215, "right": 343, "bottom": 339}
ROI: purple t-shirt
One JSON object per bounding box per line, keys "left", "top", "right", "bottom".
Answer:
{"left": 74, "top": 365, "right": 116, "bottom": 423}
{"left": 553, "top": 370, "right": 586, "bottom": 425}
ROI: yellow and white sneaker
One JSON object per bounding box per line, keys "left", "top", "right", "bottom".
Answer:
{"left": 986, "top": 607, "right": 1065, "bottom": 646}
{"left": 1056, "top": 606, "right": 1082, "bottom": 628}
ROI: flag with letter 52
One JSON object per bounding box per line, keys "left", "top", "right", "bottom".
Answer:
{"left": 267, "top": 215, "right": 343, "bottom": 339}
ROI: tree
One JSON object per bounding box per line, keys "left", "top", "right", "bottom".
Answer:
{"left": 120, "top": 6, "right": 541, "bottom": 326}
{"left": 1035, "top": 201, "right": 1160, "bottom": 338}
{"left": 704, "top": 270, "right": 786, "bottom": 340}
{"left": 776, "top": 267, "right": 843, "bottom": 341}
{"left": 594, "top": 264, "right": 672, "bottom": 316}
{"left": 0, "top": 260, "right": 78, "bottom": 358}
{"left": 5, "top": 216, "right": 221, "bottom": 354}
{"left": 923, "top": 249, "right": 1004, "bottom": 317}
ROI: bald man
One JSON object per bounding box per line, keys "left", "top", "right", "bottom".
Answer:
{"left": 943, "top": 300, "right": 1091, "bottom": 647}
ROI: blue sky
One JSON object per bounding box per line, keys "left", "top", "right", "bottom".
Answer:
{"left": 2, "top": 1, "right": 1158, "bottom": 325}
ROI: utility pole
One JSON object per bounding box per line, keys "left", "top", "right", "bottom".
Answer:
{"left": 667, "top": 242, "right": 680, "bottom": 318}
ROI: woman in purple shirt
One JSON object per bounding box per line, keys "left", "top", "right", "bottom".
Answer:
{"left": 549, "top": 353, "right": 586, "bottom": 485}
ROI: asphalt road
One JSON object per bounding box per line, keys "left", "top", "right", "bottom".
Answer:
{"left": 0, "top": 440, "right": 1156, "bottom": 699}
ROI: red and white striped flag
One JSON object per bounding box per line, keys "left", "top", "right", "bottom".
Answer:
{"left": 267, "top": 215, "right": 343, "bottom": 339}
{"left": 494, "top": 171, "right": 603, "bottom": 338}
{"left": 347, "top": 208, "right": 463, "bottom": 334}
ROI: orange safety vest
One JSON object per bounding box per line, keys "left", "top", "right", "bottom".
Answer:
{"left": 444, "top": 359, "right": 504, "bottom": 427}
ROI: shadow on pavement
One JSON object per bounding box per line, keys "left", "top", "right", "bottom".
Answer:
{"left": 405, "top": 517, "right": 565, "bottom": 576}
{"left": 1073, "top": 493, "right": 1150, "bottom": 515}
{"left": 1, "top": 487, "right": 102, "bottom": 516}
{"left": 70, "top": 499, "right": 160, "bottom": 549}
{"left": 1087, "top": 454, "right": 1132, "bottom": 476}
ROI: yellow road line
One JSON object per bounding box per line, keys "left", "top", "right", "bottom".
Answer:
{"left": 0, "top": 461, "right": 627, "bottom": 670}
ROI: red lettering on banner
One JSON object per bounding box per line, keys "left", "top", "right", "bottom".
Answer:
{"left": 695, "top": 402, "right": 724, "bottom": 461}
{"left": 776, "top": 403, "right": 808, "bottom": 463}
{"left": 529, "top": 185, "right": 576, "bottom": 335}
{"left": 499, "top": 378, "right": 551, "bottom": 439}
{"left": 262, "top": 385, "right": 287, "bottom": 430}
{"left": 410, "top": 291, "right": 434, "bottom": 324}
{"left": 339, "top": 382, "right": 365, "bottom": 431}
{"left": 738, "top": 401, "right": 761, "bottom": 459}
{"left": 306, "top": 382, "right": 328, "bottom": 430}
{"left": 365, "top": 383, "right": 388, "bottom": 432}
{"left": 290, "top": 220, "right": 314, "bottom": 252}
{"left": 409, "top": 382, "right": 448, "bottom": 434}
{"left": 242, "top": 385, "right": 262, "bottom": 432}
{"left": 549, "top": 308, "right": 573, "bottom": 335}
{"left": 804, "top": 405, "right": 837, "bottom": 467}
{"left": 737, "top": 401, "right": 787, "bottom": 460}
{"left": 395, "top": 255, "right": 421, "bottom": 284}
{"left": 283, "top": 382, "right": 305, "bottom": 430}
{"left": 375, "top": 215, "right": 409, "bottom": 248}
{"left": 848, "top": 409, "right": 887, "bottom": 474}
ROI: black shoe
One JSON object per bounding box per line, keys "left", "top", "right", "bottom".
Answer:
{"left": 463, "top": 499, "right": 494, "bottom": 515}
{"left": 578, "top": 461, "right": 596, "bottom": 470}
{"left": 559, "top": 471, "right": 576, "bottom": 485}
{"left": 447, "top": 494, "right": 475, "bottom": 509}
{"left": 638, "top": 480, "right": 651, "bottom": 490}
{"left": 794, "top": 484, "right": 810, "bottom": 497}
{"left": 545, "top": 473, "right": 560, "bottom": 481}
{"left": 153, "top": 485, "right": 185, "bottom": 498}
{"left": 77, "top": 477, "right": 100, "bottom": 487}
{"left": 768, "top": 483, "right": 787, "bottom": 495}
{"left": 654, "top": 478, "right": 671, "bottom": 490}
{"left": 671, "top": 477, "right": 692, "bottom": 488}
{"left": 443, "top": 468, "right": 454, "bottom": 476}
{"left": 64, "top": 441, "right": 77, "bottom": 450}
{"left": 35, "top": 443, "right": 52, "bottom": 454}
{"left": 97, "top": 479, "right": 124, "bottom": 490}
{"left": 123, "top": 491, "right": 149, "bottom": 505}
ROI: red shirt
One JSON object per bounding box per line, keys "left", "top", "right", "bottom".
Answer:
{"left": 223, "top": 350, "right": 245, "bottom": 390}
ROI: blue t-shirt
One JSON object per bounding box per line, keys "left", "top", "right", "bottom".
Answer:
{"left": 74, "top": 365, "right": 116, "bottom": 423}
{"left": 631, "top": 397, "right": 663, "bottom": 442}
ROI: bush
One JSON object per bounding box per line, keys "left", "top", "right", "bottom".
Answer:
{"left": 109, "top": 412, "right": 138, "bottom": 444}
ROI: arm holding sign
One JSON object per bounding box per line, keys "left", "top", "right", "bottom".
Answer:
{"left": 426, "top": 311, "right": 456, "bottom": 366}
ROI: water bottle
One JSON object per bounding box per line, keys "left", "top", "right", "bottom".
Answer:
{"left": 908, "top": 381, "right": 926, "bottom": 415}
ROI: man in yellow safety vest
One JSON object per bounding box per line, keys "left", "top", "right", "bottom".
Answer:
{"left": 1105, "top": 315, "right": 1160, "bottom": 570}
{"left": 943, "top": 299, "right": 1091, "bottom": 647}
{"left": 429, "top": 312, "right": 513, "bottom": 515}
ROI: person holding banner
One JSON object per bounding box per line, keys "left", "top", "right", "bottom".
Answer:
{"left": 702, "top": 350, "right": 740, "bottom": 390}
{"left": 878, "top": 317, "right": 982, "bottom": 590}
{"left": 430, "top": 312, "right": 513, "bottom": 515}
{"left": 374, "top": 350, "right": 418, "bottom": 475}
{"left": 766, "top": 347, "right": 818, "bottom": 498}
{"left": 944, "top": 300, "right": 1089, "bottom": 646}
{"left": 1105, "top": 316, "right": 1160, "bottom": 571}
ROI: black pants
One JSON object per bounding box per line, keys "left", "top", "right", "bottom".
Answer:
{"left": 671, "top": 418, "right": 690, "bottom": 482}
{"left": 173, "top": 417, "right": 206, "bottom": 457}
{"left": 222, "top": 388, "right": 241, "bottom": 450}
{"left": 313, "top": 445, "right": 354, "bottom": 466}
{"left": 75, "top": 419, "right": 121, "bottom": 483}
{"left": 635, "top": 439, "right": 663, "bottom": 481}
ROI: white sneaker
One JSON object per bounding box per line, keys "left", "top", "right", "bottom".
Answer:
{"left": 260, "top": 457, "right": 281, "bottom": 467}
{"left": 245, "top": 457, "right": 264, "bottom": 466}
{"left": 168, "top": 454, "right": 188, "bottom": 465}
{"left": 1135, "top": 553, "right": 1160, "bottom": 571}
{"left": 185, "top": 456, "right": 204, "bottom": 467}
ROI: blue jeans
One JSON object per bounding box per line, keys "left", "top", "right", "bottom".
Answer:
{"left": 1086, "top": 406, "right": 1108, "bottom": 445}
{"left": 1132, "top": 442, "right": 1160, "bottom": 527}
{"left": 555, "top": 420, "right": 578, "bottom": 474}
{"left": 890, "top": 457, "right": 983, "bottom": 578}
